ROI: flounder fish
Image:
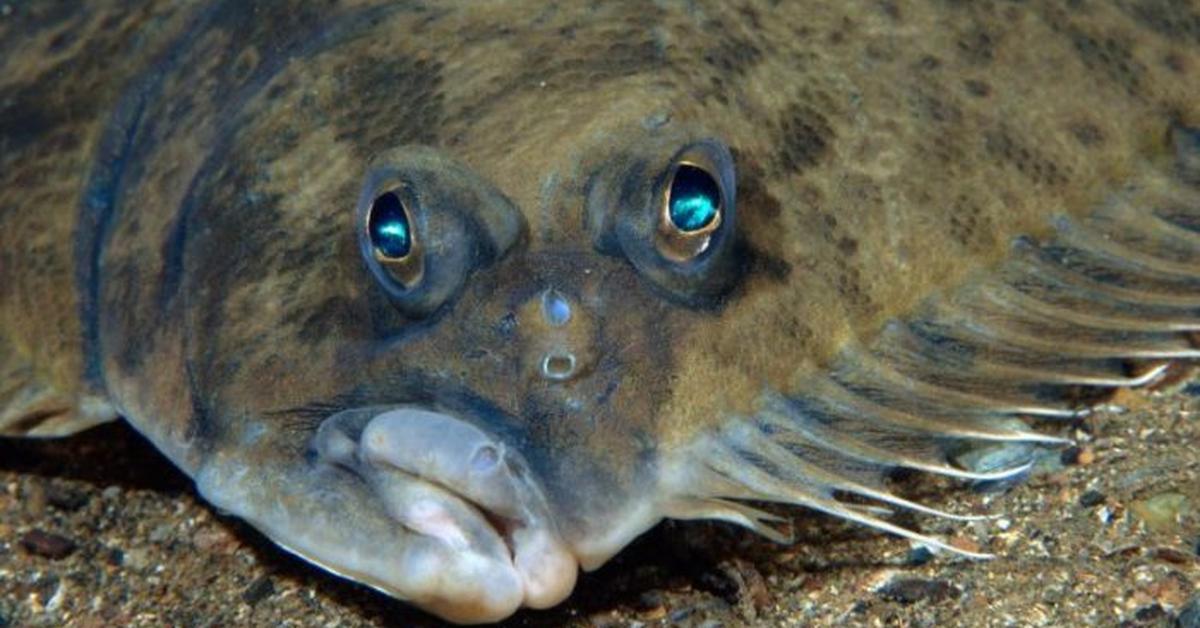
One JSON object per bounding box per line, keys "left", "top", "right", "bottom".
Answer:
{"left": 3, "top": 0, "right": 1200, "bottom": 623}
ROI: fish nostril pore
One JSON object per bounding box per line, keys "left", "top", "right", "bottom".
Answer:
{"left": 540, "top": 351, "right": 577, "bottom": 381}
{"left": 541, "top": 289, "right": 572, "bottom": 327}
{"left": 470, "top": 444, "right": 500, "bottom": 474}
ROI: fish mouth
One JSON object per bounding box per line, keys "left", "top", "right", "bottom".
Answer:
{"left": 310, "top": 406, "right": 578, "bottom": 620}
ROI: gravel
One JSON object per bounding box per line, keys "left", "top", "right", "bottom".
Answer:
{"left": 1, "top": 386, "right": 1197, "bottom": 627}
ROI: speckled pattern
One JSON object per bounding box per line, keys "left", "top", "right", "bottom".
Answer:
{"left": 2, "top": 384, "right": 1196, "bottom": 627}
{"left": 3, "top": 0, "right": 1200, "bottom": 623}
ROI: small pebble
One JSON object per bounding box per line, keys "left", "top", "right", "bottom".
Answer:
{"left": 32, "top": 575, "right": 60, "bottom": 606}
{"left": 1132, "top": 493, "right": 1189, "bottom": 532}
{"left": 1061, "top": 446, "right": 1095, "bottom": 467}
{"left": 105, "top": 547, "right": 125, "bottom": 567}
{"left": 669, "top": 607, "right": 696, "bottom": 622}
{"left": 956, "top": 439, "right": 1035, "bottom": 492}
{"left": 1150, "top": 547, "right": 1193, "bottom": 565}
{"left": 192, "top": 525, "right": 239, "bottom": 554}
{"left": 45, "top": 485, "right": 89, "bottom": 512}
{"left": 241, "top": 576, "right": 275, "bottom": 606}
{"left": 148, "top": 523, "right": 174, "bottom": 544}
{"left": 877, "top": 577, "right": 962, "bottom": 604}
{"left": 19, "top": 529, "right": 77, "bottom": 559}
{"left": 122, "top": 547, "right": 151, "bottom": 571}
{"left": 1133, "top": 604, "right": 1166, "bottom": 622}
{"left": 588, "top": 611, "right": 623, "bottom": 628}
{"left": 635, "top": 590, "right": 665, "bottom": 611}
{"left": 950, "top": 536, "right": 982, "bottom": 555}
{"left": 906, "top": 546, "right": 934, "bottom": 566}
{"left": 1079, "top": 490, "right": 1107, "bottom": 507}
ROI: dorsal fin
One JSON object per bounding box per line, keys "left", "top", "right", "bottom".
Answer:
{"left": 662, "top": 126, "right": 1200, "bottom": 555}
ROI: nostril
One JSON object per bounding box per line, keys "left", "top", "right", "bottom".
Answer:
{"left": 470, "top": 444, "right": 500, "bottom": 474}
{"left": 541, "top": 289, "right": 572, "bottom": 327}
{"left": 540, "top": 351, "right": 577, "bottom": 381}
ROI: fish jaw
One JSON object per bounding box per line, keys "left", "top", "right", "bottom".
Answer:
{"left": 197, "top": 404, "right": 659, "bottom": 623}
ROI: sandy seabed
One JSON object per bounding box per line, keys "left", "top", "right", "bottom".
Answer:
{"left": 1, "top": 385, "right": 1197, "bottom": 628}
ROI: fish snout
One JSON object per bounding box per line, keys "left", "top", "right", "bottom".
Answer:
{"left": 311, "top": 407, "right": 579, "bottom": 617}
{"left": 519, "top": 288, "right": 596, "bottom": 383}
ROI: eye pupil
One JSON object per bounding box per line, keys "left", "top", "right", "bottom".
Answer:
{"left": 368, "top": 191, "right": 412, "bottom": 258}
{"left": 668, "top": 164, "right": 721, "bottom": 232}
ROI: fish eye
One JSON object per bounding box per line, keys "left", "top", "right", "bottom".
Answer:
{"left": 585, "top": 137, "right": 739, "bottom": 306}
{"left": 657, "top": 160, "right": 724, "bottom": 261}
{"left": 366, "top": 188, "right": 423, "bottom": 288}
{"left": 356, "top": 149, "right": 525, "bottom": 320}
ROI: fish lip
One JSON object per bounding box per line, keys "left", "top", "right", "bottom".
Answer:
{"left": 312, "top": 404, "right": 579, "bottom": 610}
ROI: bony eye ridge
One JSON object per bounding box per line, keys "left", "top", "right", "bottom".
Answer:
{"left": 367, "top": 188, "right": 424, "bottom": 287}
{"left": 657, "top": 160, "right": 723, "bottom": 262}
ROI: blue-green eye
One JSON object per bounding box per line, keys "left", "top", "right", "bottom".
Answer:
{"left": 368, "top": 191, "right": 413, "bottom": 259}
{"left": 667, "top": 164, "right": 721, "bottom": 232}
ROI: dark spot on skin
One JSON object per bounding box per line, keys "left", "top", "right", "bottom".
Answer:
{"left": 0, "top": 86, "right": 58, "bottom": 157}
{"left": 916, "top": 55, "right": 941, "bottom": 71}
{"left": 910, "top": 88, "right": 963, "bottom": 125}
{"left": 99, "top": 12, "right": 125, "bottom": 31}
{"left": 740, "top": 241, "right": 792, "bottom": 284}
{"left": 1069, "top": 121, "right": 1106, "bottom": 147}
{"left": 231, "top": 47, "right": 260, "bottom": 83}
{"left": 877, "top": 0, "right": 902, "bottom": 21}
{"left": 729, "top": 148, "right": 789, "bottom": 285}
{"left": 0, "top": 0, "right": 85, "bottom": 67}
{"left": 947, "top": 194, "right": 996, "bottom": 249}
{"left": 833, "top": 264, "right": 874, "bottom": 315}
{"left": 332, "top": 53, "right": 444, "bottom": 155}
{"left": 731, "top": 148, "right": 781, "bottom": 219}
{"left": 448, "top": 13, "right": 667, "bottom": 128}
{"left": 1116, "top": 0, "right": 1200, "bottom": 44}
{"left": 776, "top": 102, "right": 834, "bottom": 173}
{"left": 1163, "top": 51, "right": 1188, "bottom": 73}
{"left": 289, "top": 296, "right": 358, "bottom": 343}
{"left": 956, "top": 26, "right": 997, "bottom": 65}
{"left": 701, "top": 33, "right": 764, "bottom": 77}
{"left": 837, "top": 236, "right": 858, "bottom": 256}
{"left": 984, "top": 126, "right": 1069, "bottom": 186}
{"left": 735, "top": 3, "right": 764, "bottom": 29}
{"left": 182, "top": 360, "right": 222, "bottom": 459}
{"left": 46, "top": 30, "right": 73, "bottom": 54}
{"left": 964, "top": 79, "right": 991, "bottom": 97}
{"left": 1067, "top": 29, "right": 1145, "bottom": 96}
{"left": 106, "top": 259, "right": 149, "bottom": 373}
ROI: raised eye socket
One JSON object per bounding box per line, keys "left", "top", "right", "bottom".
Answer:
{"left": 366, "top": 189, "right": 423, "bottom": 288}
{"left": 657, "top": 161, "right": 724, "bottom": 261}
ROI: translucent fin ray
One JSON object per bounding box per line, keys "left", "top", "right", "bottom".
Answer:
{"left": 661, "top": 137, "right": 1199, "bottom": 562}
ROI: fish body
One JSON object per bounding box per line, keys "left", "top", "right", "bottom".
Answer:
{"left": 1, "top": 0, "right": 1199, "bottom": 623}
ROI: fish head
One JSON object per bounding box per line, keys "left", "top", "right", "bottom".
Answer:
{"left": 172, "top": 55, "right": 796, "bottom": 620}
{"left": 337, "top": 117, "right": 755, "bottom": 559}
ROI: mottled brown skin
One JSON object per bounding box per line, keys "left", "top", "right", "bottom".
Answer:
{"left": 3, "top": 0, "right": 1200, "bottom": 622}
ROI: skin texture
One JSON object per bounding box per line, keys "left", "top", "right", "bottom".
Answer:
{"left": 2, "top": 0, "right": 1200, "bottom": 623}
